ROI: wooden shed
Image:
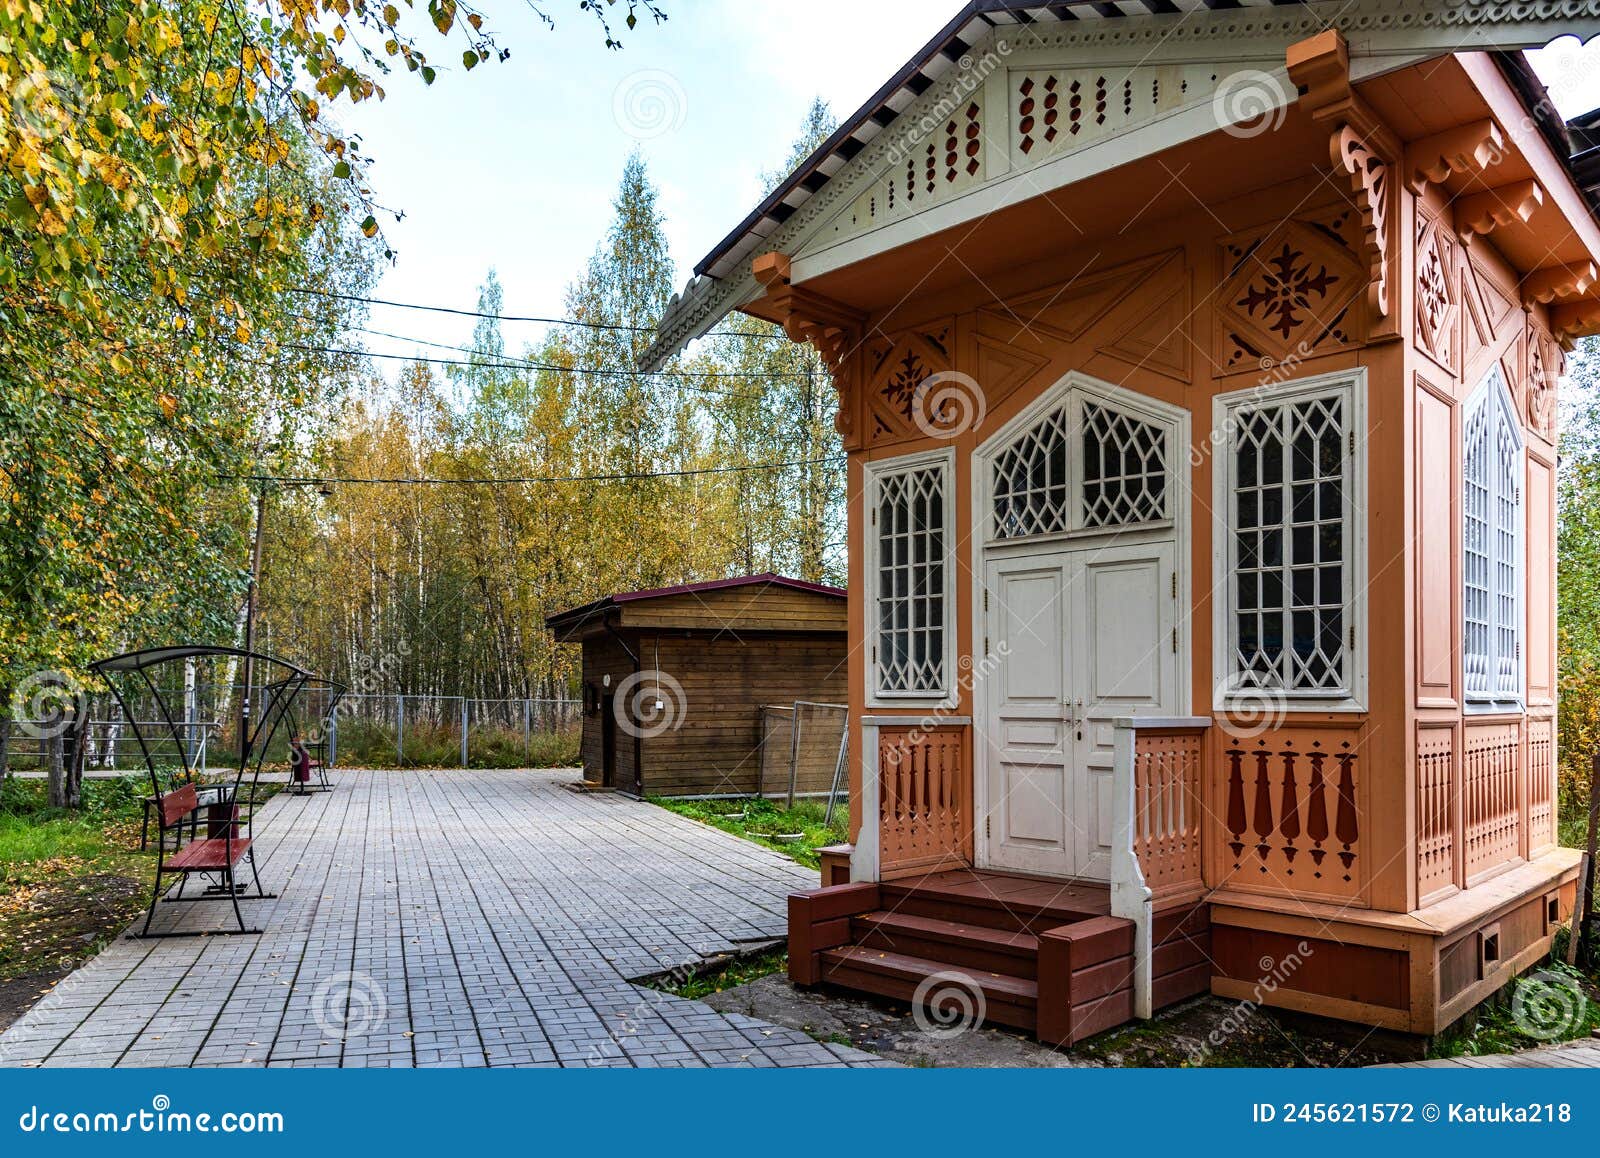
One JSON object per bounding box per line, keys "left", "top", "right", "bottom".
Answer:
{"left": 546, "top": 574, "right": 847, "bottom": 798}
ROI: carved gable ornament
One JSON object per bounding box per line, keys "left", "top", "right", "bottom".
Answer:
{"left": 863, "top": 320, "right": 958, "bottom": 445}
{"left": 1214, "top": 211, "right": 1366, "bottom": 373}
{"left": 1525, "top": 318, "right": 1562, "bottom": 441}
{"left": 1414, "top": 209, "right": 1460, "bottom": 372}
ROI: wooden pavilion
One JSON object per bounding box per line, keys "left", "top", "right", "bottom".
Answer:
{"left": 642, "top": 1, "right": 1599, "bottom": 1042}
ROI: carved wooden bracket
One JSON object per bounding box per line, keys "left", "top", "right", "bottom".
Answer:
{"left": 1550, "top": 299, "right": 1600, "bottom": 345}
{"left": 1404, "top": 119, "right": 1504, "bottom": 194}
{"left": 1454, "top": 179, "right": 1544, "bottom": 243}
{"left": 751, "top": 252, "right": 868, "bottom": 449}
{"left": 1520, "top": 261, "right": 1598, "bottom": 306}
{"left": 1286, "top": 30, "right": 1399, "bottom": 329}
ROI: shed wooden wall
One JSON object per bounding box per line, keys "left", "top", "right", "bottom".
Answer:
{"left": 579, "top": 631, "right": 639, "bottom": 793}
{"left": 639, "top": 631, "right": 846, "bottom": 797}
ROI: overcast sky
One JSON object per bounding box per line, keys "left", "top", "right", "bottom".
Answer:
{"left": 336, "top": 5, "right": 1600, "bottom": 366}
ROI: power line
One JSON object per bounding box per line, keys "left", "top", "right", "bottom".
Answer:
{"left": 291, "top": 285, "right": 783, "bottom": 340}
{"left": 280, "top": 340, "right": 813, "bottom": 386}
{"left": 229, "top": 457, "right": 842, "bottom": 488}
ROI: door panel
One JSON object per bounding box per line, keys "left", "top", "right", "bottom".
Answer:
{"left": 1071, "top": 542, "right": 1178, "bottom": 880}
{"left": 982, "top": 556, "right": 1075, "bottom": 877}
{"left": 981, "top": 539, "right": 1178, "bottom": 881}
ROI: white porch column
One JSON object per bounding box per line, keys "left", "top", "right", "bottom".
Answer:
{"left": 1110, "top": 717, "right": 1154, "bottom": 1019}
{"left": 850, "top": 718, "right": 880, "bottom": 883}
{"left": 1111, "top": 715, "right": 1212, "bottom": 1020}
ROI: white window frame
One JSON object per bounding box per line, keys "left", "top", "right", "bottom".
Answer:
{"left": 1463, "top": 366, "right": 1524, "bottom": 713}
{"left": 982, "top": 374, "right": 1179, "bottom": 547}
{"left": 864, "top": 447, "right": 957, "bottom": 708}
{"left": 1211, "top": 368, "right": 1368, "bottom": 712}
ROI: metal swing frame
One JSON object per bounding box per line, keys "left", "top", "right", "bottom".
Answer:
{"left": 285, "top": 677, "right": 347, "bottom": 795}
{"left": 90, "top": 645, "right": 313, "bottom": 938}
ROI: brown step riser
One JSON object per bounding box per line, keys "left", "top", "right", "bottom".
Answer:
{"left": 819, "top": 963, "right": 1037, "bottom": 1033}
{"left": 852, "top": 926, "right": 1038, "bottom": 980}
{"left": 878, "top": 891, "right": 1097, "bottom": 935}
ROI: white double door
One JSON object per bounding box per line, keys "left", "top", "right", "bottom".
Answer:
{"left": 980, "top": 539, "right": 1179, "bottom": 881}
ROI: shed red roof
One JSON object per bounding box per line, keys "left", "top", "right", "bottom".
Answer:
{"left": 611, "top": 572, "right": 844, "bottom": 603}
{"left": 545, "top": 573, "right": 845, "bottom": 634}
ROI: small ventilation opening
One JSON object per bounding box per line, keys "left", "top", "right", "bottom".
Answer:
{"left": 1481, "top": 930, "right": 1501, "bottom": 966}
{"left": 1547, "top": 895, "right": 1562, "bottom": 926}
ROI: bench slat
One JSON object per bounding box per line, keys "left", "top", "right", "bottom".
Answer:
{"left": 160, "top": 784, "right": 199, "bottom": 829}
{"left": 166, "top": 837, "right": 252, "bottom": 871}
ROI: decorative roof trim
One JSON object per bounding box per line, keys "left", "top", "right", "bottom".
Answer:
{"left": 641, "top": 0, "right": 1600, "bottom": 370}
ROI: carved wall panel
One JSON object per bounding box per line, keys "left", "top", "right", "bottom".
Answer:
{"left": 1214, "top": 207, "right": 1367, "bottom": 374}
{"left": 1524, "top": 318, "right": 1562, "bottom": 441}
{"left": 1414, "top": 209, "right": 1460, "bottom": 373}
{"left": 862, "top": 319, "right": 957, "bottom": 445}
{"left": 1461, "top": 721, "right": 1521, "bottom": 885}
{"left": 1216, "top": 726, "right": 1364, "bottom": 903}
{"left": 1417, "top": 726, "right": 1456, "bottom": 902}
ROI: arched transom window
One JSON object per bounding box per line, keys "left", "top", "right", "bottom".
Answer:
{"left": 990, "top": 386, "right": 1171, "bottom": 541}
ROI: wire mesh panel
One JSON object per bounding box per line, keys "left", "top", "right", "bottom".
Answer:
{"left": 756, "top": 703, "right": 847, "bottom": 803}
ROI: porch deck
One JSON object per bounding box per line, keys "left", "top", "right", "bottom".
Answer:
{"left": 882, "top": 869, "right": 1110, "bottom": 926}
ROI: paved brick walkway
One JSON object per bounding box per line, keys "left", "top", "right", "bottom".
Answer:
{"left": 1391, "top": 1039, "right": 1600, "bottom": 1068}
{"left": 0, "top": 770, "right": 891, "bottom": 1069}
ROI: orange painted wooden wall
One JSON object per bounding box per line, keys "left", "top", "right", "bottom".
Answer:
{"left": 827, "top": 146, "right": 1562, "bottom": 915}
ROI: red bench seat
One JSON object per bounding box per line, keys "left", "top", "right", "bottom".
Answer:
{"left": 165, "top": 836, "right": 253, "bottom": 871}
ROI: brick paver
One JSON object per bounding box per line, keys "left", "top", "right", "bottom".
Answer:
{"left": 1390, "top": 1039, "right": 1600, "bottom": 1068}
{"left": 0, "top": 770, "right": 892, "bottom": 1069}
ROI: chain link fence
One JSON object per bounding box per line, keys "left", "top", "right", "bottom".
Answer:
{"left": 757, "top": 701, "right": 847, "bottom": 814}
{"left": 3, "top": 686, "right": 581, "bottom": 775}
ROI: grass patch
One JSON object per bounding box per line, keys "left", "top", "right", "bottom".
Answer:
{"left": 0, "top": 774, "right": 282, "bottom": 982}
{"left": 0, "top": 776, "right": 155, "bottom": 979}
{"left": 650, "top": 796, "right": 848, "bottom": 870}
{"left": 1429, "top": 960, "right": 1600, "bottom": 1058}
{"left": 651, "top": 947, "right": 788, "bottom": 1001}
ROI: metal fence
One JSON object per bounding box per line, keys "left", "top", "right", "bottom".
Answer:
{"left": 3, "top": 689, "right": 582, "bottom": 774}
{"left": 334, "top": 694, "right": 582, "bottom": 768}
{"left": 757, "top": 701, "right": 847, "bottom": 815}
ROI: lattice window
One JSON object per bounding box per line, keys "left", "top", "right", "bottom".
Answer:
{"left": 993, "top": 404, "right": 1070, "bottom": 538}
{"left": 870, "top": 455, "right": 951, "bottom": 699}
{"left": 1081, "top": 401, "right": 1167, "bottom": 528}
{"left": 991, "top": 391, "right": 1170, "bottom": 540}
{"left": 1222, "top": 379, "right": 1358, "bottom": 697}
{"left": 1464, "top": 367, "right": 1522, "bottom": 707}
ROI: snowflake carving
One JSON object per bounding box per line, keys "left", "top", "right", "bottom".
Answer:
{"left": 1235, "top": 243, "right": 1341, "bottom": 339}
{"left": 1214, "top": 214, "right": 1366, "bottom": 373}
{"left": 881, "top": 349, "right": 929, "bottom": 420}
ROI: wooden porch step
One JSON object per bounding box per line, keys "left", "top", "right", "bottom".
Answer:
{"left": 878, "top": 874, "right": 1105, "bottom": 934}
{"left": 852, "top": 911, "right": 1039, "bottom": 979}
{"left": 819, "top": 945, "right": 1038, "bottom": 1031}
